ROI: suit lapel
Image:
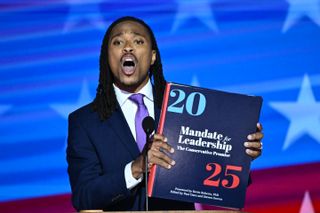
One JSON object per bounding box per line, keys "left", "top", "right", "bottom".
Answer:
{"left": 105, "top": 88, "right": 162, "bottom": 158}
{"left": 107, "top": 108, "right": 140, "bottom": 158}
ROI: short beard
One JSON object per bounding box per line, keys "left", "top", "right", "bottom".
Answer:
{"left": 114, "top": 75, "right": 149, "bottom": 93}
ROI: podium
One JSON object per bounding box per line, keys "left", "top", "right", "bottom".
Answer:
{"left": 80, "top": 211, "right": 248, "bottom": 213}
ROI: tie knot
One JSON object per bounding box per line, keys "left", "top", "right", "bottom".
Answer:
{"left": 129, "top": 93, "right": 145, "bottom": 106}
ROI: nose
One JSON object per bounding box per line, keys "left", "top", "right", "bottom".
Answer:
{"left": 123, "top": 41, "right": 133, "bottom": 53}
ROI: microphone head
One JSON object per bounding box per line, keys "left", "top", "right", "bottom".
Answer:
{"left": 142, "top": 116, "right": 155, "bottom": 135}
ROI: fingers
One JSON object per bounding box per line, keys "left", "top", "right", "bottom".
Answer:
{"left": 148, "top": 148, "right": 175, "bottom": 169}
{"left": 244, "top": 141, "right": 262, "bottom": 149}
{"left": 248, "top": 122, "right": 264, "bottom": 141}
{"left": 245, "top": 123, "right": 264, "bottom": 160}
{"left": 256, "top": 122, "right": 263, "bottom": 132}
{"left": 247, "top": 132, "right": 264, "bottom": 141}
{"left": 148, "top": 134, "right": 175, "bottom": 170}
{"left": 244, "top": 141, "right": 262, "bottom": 159}
{"left": 151, "top": 134, "right": 174, "bottom": 153}
{"left": 245, "top": 148, "right": 261, "bottom": 158}
{"left": 153, "top": 133, "right": 167, "bottom": 142}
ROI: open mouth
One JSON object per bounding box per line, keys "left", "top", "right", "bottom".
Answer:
{"left": 121, "top": 55, "right": 136, "bottom": 75}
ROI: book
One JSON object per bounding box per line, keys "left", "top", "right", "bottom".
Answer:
{"left": 148, "top": 82, "right": 263, "bottom": 209}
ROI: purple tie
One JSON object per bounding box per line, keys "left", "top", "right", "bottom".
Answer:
{"left": 129, "top": 93, "right": 149, "bottom": 152}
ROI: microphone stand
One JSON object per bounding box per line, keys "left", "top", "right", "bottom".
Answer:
{"left": 142, "top": 116, "right": 155, "bottom": 211}
{"left": 144, "top": 133, "right": 150, "bottom": 211}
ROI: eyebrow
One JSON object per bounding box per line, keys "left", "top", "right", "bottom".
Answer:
{"left": 110, "top": 31, "right": 146, "bottom": 40}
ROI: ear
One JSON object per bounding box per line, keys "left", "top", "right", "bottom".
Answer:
{"left": 151, "top": 50, "right": 156, "bottom": 65}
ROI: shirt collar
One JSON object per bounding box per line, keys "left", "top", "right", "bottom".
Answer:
{"left": 113, "top": 79, "right": 154, "bottom": 107}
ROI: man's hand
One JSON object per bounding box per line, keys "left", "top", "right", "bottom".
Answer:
{"left": 131, "top": 133, "right": 175, "bottom": 179}
{"left": 244, "top": 123, "right": 264, "bottom": 160}
{"left": 147, "top": 134, "right": 175, "bottom": 169}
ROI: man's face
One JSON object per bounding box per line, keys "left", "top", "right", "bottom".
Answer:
{"left": 108, "top": 21, "right": 156, "bottom": 93}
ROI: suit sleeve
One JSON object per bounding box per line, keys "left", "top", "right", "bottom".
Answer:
{"left": 66, "top": 112, "right": 132, "bottom": 211}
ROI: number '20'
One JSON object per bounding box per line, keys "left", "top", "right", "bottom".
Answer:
{"left": 167, "top": 89, "right": 206, "bottom": 116}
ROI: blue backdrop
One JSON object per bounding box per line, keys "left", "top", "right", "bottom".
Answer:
{"left": 0, "top": 0, "right": 319, "bottom": 205}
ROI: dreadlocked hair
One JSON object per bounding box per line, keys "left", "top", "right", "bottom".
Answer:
{"left": 92, "top": 16, "right": 166, "bottom": 121}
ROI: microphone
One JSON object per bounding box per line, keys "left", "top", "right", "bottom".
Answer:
{"left": 142, "top": 116, "right": 155, "bottom": 211}
{"left": 143, "top": 116, "right": 155, "bottom": 136}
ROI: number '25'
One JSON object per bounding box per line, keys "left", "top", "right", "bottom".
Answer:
{"left": 203, "top": 163, "right": 242, "bottom": 189}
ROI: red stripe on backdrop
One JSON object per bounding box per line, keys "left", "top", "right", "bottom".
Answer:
{"left": 244, "top": 162, "right": 320, "bottom": 213}
{"left": 0, "top": 162, "right": 319, "bottom": 213}
{"left": 0, "top": 194, "right": 74, "bottom": 213}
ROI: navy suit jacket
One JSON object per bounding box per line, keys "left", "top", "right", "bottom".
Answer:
{"left": 67, "top": 102, "right": 194, "bottom": 211}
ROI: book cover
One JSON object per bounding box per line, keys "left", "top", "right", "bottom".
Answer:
{"left": 148, "top": 82, "right": 263, "bottom": 209}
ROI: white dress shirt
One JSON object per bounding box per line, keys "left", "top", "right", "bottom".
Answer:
{"left": 113, "top": 79, "right": 155, "bottom": 190}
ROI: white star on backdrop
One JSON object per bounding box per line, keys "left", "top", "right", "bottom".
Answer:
{"left": 0, "top": 105, "right": 11, "bottom": 116}
{"left": 171, "top": 0, "right": 218, "bottom": 33}
{"left": 270, "top": 74, "right": 320, "bottom": 150}
{"left": 50, "top": 80, "right": 93, "bottom": 119}
{"left": 299, "top": 191, "right": 315, "bottom": 213}
{"left": 63, "top": 0, "right": 107, "bottom": 32}
{"left": 282, "top": 0, "right": 320, "bottom": 32}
